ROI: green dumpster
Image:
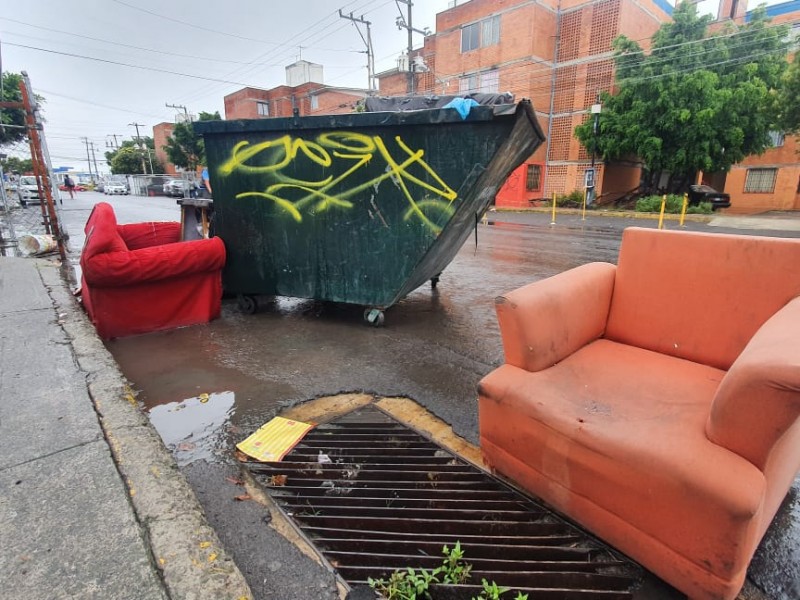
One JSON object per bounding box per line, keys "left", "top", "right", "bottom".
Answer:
{"left": 196, "top": 99, "right": 545, "bottom": 324}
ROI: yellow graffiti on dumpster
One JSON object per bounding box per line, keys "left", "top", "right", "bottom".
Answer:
{"left": 218, "top": 131, "right": 457, "bottom": 232}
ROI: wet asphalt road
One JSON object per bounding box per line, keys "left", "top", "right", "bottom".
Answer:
{"left": 59, "top": 192, "right": 799, "bottom": 599}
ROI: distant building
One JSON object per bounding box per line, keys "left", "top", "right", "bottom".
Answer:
{"left": 224, "top": 60, "right": 368, "bottom": 120}
{"left": 152, "top": 122, "right": 176, "bottom": 176}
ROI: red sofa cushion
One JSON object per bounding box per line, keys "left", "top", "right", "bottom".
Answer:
{"left": 117, "top": 221, "right": 181, "bottom": 250}
{"left": 82, "top": 202, "right": 127, "bottom": 258}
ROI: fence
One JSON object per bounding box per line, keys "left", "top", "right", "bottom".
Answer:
{"left": 127, "top": 173, "right": 200, "bottom": 197}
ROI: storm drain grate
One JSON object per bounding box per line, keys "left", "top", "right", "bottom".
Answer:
{"left": 246, "top": 405, "right": 642, "bottom": 599}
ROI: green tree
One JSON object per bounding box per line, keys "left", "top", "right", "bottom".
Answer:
{"left": 1, "top": 72, "right": 28, "bottom": 147}
{"left": 163, "top": 111, "right": 220, "bottom": 171}
{"left": 105, "top": 137, "right": 164, "bottom": 174}
{"left": 575, "top": 4, "right": 789, "bottom": 193}
{"left": 110, "top": 146, "right": 147, "bottom": 174}
{"left": 1, "top": 155, "right": 34, "bottom": 174}
{"left": 776, "top": 57, "right": 800, "bottom": 135}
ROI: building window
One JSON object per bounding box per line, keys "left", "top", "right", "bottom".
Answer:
{"left": 461, "top": 15, "right": 500, "bottom": 52}
{"left": 480, "top": 69, "right": 499, "bottom": 93}
{"left": 768, "top": 131, "right": 785, "bottom": 148}
{"left": 256, "top": 101, "right": 269, "bottom": 117}
{"left": 481, "top": 15, "right": 500, "bottom": 47}
{"left": 526, "top": 164, "right": 542, "bottom": 192}
{"left": 310, "top": 95, "right": 319, "bottom": 110}
{"left": 461, "top": 22, "right": 480, "bottom": 52}
{"left": 744, "top": 168, "right": 777, "bottom": 193}
{"left": 459, "top": 69, "right": 499, "bottom": 93}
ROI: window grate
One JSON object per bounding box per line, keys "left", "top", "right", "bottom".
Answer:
{"left": 744, "top": 168, "right": 777, "bottom": 193}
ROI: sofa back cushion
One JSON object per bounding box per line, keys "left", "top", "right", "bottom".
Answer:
{"left": 117, "top": 222, "right": 181, "bottom": 250}
{"left": 605, "top": 228, "right": 800, "bottom": 370}
{"left": 81, "top": 202, "right": 128, "bottom": 260}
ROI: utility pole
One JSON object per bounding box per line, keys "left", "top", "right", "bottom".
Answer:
{"left": 395, "top": 0, "right": 429, "bottom": 95}
{"left": 166, "top": 102, "right": 189, "bottom": 122}
{"left": 106, "top": 133, "right": 121, "bottom": 150}
{"left": 81, "top": 136, "right": 95, "bottom": 182}
{"left": 128, "top": 122, "right": 148, "bottom": 174}
{"left": 90, "top": 141, "right": 100, "bottom": 178}
{"left": 339, "top": 10, "right": 376, "bottom": 91}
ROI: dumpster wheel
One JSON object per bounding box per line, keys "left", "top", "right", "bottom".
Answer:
{"left": 363, "top": 308, "right": 385, "bottom": 327}
{"left": 237, "top": 294, "right": 258, "bottom": 315}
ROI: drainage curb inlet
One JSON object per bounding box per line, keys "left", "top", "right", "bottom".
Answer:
{"left": 245, "top": 405, "right": 642, "bottom": 599}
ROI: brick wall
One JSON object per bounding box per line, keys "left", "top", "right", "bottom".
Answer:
{"left": 152, "top": 122, "right": 176, "bottom": 175}
{"left": 725, "top": 134, "right": 800, "bottom": 213}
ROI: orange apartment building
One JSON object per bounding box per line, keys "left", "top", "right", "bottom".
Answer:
{"left": 223, "top": 60, "right": 368, "bottom": 120}
{"left": 378, "top": 0, "right": 673, "bottom": 207}
{"left": 152, "top": 122, "right": 176, "bottom": 176}
{"left": 154, "top": 61, "right": 368, "bottom": 174}
{"left": 716, "top": 0, "right": 800, "bottom": 212}
{"left": 377, "top": 0, "right": 799, "bottom": 212}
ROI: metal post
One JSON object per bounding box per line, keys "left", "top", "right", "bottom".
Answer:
{"left": 338, "top": 11, "right": 376, "bottom": 91}
{"left": 588, "top": 99, "right": 601, "bottom": 207}
{"left": 128, "top": 122, "right": 148, "bottom": 174}
{"left": 82, "top": 137, "right": 94, "bottom": 182}
{"left": 20, "top": 72, "right": 67, "bottom": 261}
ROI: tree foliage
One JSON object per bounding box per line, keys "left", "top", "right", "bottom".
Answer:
{"left": 1, "top": 156, "right": 33, "bottom": 174}
{"left": 105, "top": 137, "right": 163, "bottom": 174}
{"left": 575, "top": 4, "right": 790, "bottom": 192}
{"left": 163, "top": 111, "right": 220, "bottom": 171}
{"left": 110, "top": 147, "right": 146, "bottom": 174}
{"left": 0, "top": 72, "right": 28, "bottom": 148}
{"left": 776, "top": 57, "right": 800, "bottom": 135}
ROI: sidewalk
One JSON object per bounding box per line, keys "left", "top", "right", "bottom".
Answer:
{"left": 0, "top": 257, "right": 252, "bottom": 600}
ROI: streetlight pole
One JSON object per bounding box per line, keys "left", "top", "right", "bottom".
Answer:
{"left": 588, "top": 100, "right": 602, "bottom": 207}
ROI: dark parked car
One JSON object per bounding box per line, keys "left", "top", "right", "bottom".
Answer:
{"left": 688, "top": 185, "right": 731, "bottom": 211}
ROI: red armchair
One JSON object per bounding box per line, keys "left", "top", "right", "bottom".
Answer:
{"left": 80, "top": 202, "right": 226, "bottom": 339}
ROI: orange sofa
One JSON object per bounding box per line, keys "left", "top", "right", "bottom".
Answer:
{"left": 80, "top": 202, "right": 226, "bottom": 339}
{"left": 478, "top": 227, "right": 800, "bottom": 600}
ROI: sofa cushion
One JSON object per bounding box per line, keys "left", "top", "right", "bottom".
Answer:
{"left": 117, "top": 222, "right": 181, "bottom": 250}
{"left": 479, "top": 338, "right": 765, "bottom": 583}
{"left": 605, "top": 228, "right": 800, "bottom": 371}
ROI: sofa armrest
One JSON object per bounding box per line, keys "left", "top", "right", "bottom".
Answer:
{"left": 495, "top": 262, "right": 616, "bottom": 372}
{"left": 83, "top": 237, "right": 226, "bottom": 287}
{"left": 707, "top": 296, "right": 800, "bottom": 470}
{"left": 118, "top": 222, "right": 181, "bottom": 250}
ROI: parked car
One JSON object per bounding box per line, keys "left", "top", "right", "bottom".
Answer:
{"left": 687, "top": 185, "right": 731, "bottom": 211}
{"left": 58, "top": 182, "right": 88, "bottom": 192}
{"left": 104, "top": 179, "right": 129, "bottom": 195}
{"left": 16, "top": 175, "right": 42, "bottom": 207}
{"left": 163, "top": 178, "right": 189, "bottom": 197}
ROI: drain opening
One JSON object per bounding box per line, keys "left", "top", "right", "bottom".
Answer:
{"left": 245, "top": 405, "right": 641, "bottom": 599}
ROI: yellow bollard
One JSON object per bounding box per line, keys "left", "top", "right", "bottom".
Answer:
{"left": 582, "top": 189, "right": 587, "bottom": 221}
{"left": 658, "top": 194, "right": 667, "bottom": 230}
{"left": 679, "top": 193, "right": 688, "bottom": 228}
{"left": 550, "top": 191, "right": 557, "bottom": 225}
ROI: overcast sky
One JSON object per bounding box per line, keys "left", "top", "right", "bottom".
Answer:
{"left": 2, "top": 0, "right": 454, "bottom": 172}
{"left": 0, "top": 0, "right": 749, "bottom": 174}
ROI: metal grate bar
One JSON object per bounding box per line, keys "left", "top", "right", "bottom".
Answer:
{"left": 246, "top": 405, "right": 640, "bottom": 598}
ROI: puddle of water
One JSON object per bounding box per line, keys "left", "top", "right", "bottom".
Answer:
{"left": 147, "top": 390, "right": 236, "bottom": 466}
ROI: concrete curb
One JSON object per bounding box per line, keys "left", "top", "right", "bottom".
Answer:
{"left": 39, "top": 262, "right": 253, "bottom": 600}
{"left": 490, "top": 206, "right": 715, "bottom": 223}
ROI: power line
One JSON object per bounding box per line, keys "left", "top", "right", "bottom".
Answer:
{"left": 5, "top": 42, "right": 258, "bottom": 87}
{"left": 107, "top": 0, "right": 287, "bottom": 45}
